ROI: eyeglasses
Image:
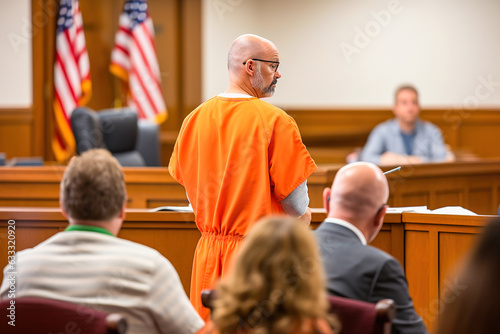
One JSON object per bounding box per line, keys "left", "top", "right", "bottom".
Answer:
{"left": 243, "top": 58, "right": 280, "bottom": 72}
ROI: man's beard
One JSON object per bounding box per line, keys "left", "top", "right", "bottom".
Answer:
{"left": 253, "top": 67, "right": 277, "bottom": 97}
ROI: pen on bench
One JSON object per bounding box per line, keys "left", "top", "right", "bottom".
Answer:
{"left": 383, "top": 166, "right": 402, "bottom": 175}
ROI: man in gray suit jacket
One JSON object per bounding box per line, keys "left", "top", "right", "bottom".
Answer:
{"left": 315, "top": 162, "right": 428, "bottom": 334}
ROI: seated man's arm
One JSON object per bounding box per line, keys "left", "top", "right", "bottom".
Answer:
{"left": 360, "top": 126, "right": 387, "bottom": 164}
{"left": 380, "top": 152, "right": 423, "bottom": 165}
{"left": 371, "top": 258, "right": 429, "bottom": 334}
{"left": 280, "top": 181, "right": 311, "bottom": 224}
{"left": 149, "top": 256, "right": 205, "bottom": 334}
{"left": 428, "top": 125, "right": 449, "bottom": 162}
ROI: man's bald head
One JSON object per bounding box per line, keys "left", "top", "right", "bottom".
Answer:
{"left": 325, "top": 162, "right": 389, "bottom": 241}
{"left": 227, "top": 34, "right": 277, "bottom": 71}
{"left": 225, "top": 34, "right": 281, "bottom": 98}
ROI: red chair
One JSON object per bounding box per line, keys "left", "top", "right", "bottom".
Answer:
{"left": 0, "top": 297, "right": 128, "bottom": 334}
{"left": 328, "top": 295, "right": 395, "bottom": 334}
{"left": 201, "top": 290, "right": 395, "bottom": 334}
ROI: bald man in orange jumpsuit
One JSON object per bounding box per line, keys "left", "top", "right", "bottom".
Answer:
{"left": 169, "top": 34, "right": 317, "bottom": 319}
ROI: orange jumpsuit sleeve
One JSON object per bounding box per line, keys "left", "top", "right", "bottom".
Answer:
{"left": 168, "top": 145, "right": 183, "bottom": 186}
{"left": 168, "top": 114, "right": 192, "bottom": 187}
{"left": 268, "top": 114, "right": 317, "bottom": 202}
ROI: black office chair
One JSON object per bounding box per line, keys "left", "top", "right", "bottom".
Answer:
{"left": 71, "top": 107, "right": 161, "bottom": 166}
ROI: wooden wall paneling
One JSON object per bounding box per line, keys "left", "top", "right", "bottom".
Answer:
{"left": 118, "top": 224, "right": 201, "bottom": 292}
{"left": 123, "top": 167, "right": 187, "bottom": 208}
{"left": 289, "top": 109, "right": 394, "bottom": 148}
{"left": 370, "top": 214, "right": 404, "bottom": 266}
{"left": 36, "top": 0, "right": 58, "bottom": 161}
{"left": 154, "top": 0, "right": 183, "bottom": 166}
{"left": 31, "top": 0, "right": 49, "bottom": 158}
{"left": 427, "top": 228, "right": 440, "bottom": 332}
{"left": 307, "top": 164, "right": 339, "bottom": 208}
{"left": 461, "top": 125, "right": 500, "bottom": 157}
{"left": 434, "top": 189, "right": 464, "bottom": 209}
{"left": 152, "top": 0, "right": 181, "bottom": 131}
{"left": 390, "top": 221, "right": 405, "bottom": 268}
{"left": 180, "top": 0, "right": 202, "bottom": 118}
{"left": 0, "top": 181, "right": 59, "bottom": 207}
{"left": 0, "top": 199, "right": 59, "bottom": 207}
{"left": 1, "top": 207, "right": 493, "bottom": 330}
{"left": 404, "top": 227, "right": 434, "bottom": 330}
{"left": 15, "top": 225, "right": 62, "bottom": 250}
{"left": 0, "top": 166, "right": 62, "bottom": 207}
{"left": 468, "top": 187, "right": 494, "bottom": 215}
{"left": 79, "top": 0, "right": 120, "bottom": 110}
{"left": 370, "top": 228, "right": 391, "bottom": 255}
{"left": 386, "top": 162, "right": 500, "bottom": 214}
{"left": 438, "top": 230, "right": 478, "bottom": 301}
{"left": 159, "top": 0, "right": 202, "bottom": 165}
{"left": 4, "top": 161, "right": 500, "bottom": 212}
{"left": 465, "top": 174, "right": 498, "bottom": 215}
{"left": 124, "top": 183, "right": 189, "bottom": 208}
{"left": 397, "top": 191, "right": 430, "bottom": 208}
{"left": 0, "top": 208, "right": 400, "bottom": 295}
{"left": 386, "top": 166, "right": 429, "bottom": 207}
{"left": 0, "top": 109, "right": 33, "bottom": 159}
{"left": 402, "top": 213, "right": 491, "bottom": 331}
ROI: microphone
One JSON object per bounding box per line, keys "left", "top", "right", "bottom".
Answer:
{"left": 383, "top": 166, "right": 402, "bottom": 175}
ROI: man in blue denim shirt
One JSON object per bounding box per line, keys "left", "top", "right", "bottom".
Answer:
{"left": 360, "top": 85, "right": 450, "bottom": 165}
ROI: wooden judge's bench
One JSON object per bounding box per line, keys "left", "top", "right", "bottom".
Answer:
{"left": 1, "top": 160, "right": 500, "bottom": 331}
{"left": 2, "top": 160, "right": 500, "bottom": 214}
{"left": 0, "top": 208, "right": 491, "bottom": 332}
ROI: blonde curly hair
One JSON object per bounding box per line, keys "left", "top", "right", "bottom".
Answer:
{"left": 212, "top": 216, "right": 337, "bottom": 334}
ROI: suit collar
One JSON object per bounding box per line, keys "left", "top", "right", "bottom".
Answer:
{"left": 323, "top": 218, "right": 367, "bottom": 245}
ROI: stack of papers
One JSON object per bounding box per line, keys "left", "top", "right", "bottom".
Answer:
{"left": 386, "top": 206, "right": 429, "bottom": 213}
{"left": 427, "top": 206, "right": 477, "bottom": 216}
{"left": 149, "top": 205, "right": 193, "bottom": 212}
{"left": 387, "top": 206, "right": 477, "bottom": 216}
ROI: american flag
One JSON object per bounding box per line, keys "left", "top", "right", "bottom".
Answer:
{"left": 53, "top": 0, "right": 91, "bottom": 162}
{"left": 110, "top": 0, "right": 167, "bottom": 124}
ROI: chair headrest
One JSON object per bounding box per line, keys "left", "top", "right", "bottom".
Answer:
{"left": 99, "top": 109, "right": 138, "bottom": 153}
{"left": 71, "top": 107, "right": 105, "bottom": 154}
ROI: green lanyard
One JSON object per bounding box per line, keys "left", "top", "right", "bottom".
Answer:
{"left": 65, "top": 224, "right": 114, "bottom": 237}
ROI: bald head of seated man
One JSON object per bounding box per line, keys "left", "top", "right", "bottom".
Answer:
{"left": 315, "top": 162, "right": 429, "bottom": 334}
{"left": 0, "top": 149, "right": 204, "bottom": 334}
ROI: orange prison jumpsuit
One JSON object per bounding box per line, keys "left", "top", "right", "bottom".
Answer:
{"left": 169, "top": 96, "right": 317, "bottom": 320}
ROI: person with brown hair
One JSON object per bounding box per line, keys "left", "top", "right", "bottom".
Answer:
{"left": 202, "top": 217, "right": 340, "bottom": 334}
{"left": 360, "top": 85, "right": 449, "bottom": 165}
{"left": 0, "top": 149, "right": 204, "bottom": 334}
{"left": 435, "top": 217, "right": 500, "bottom": 334}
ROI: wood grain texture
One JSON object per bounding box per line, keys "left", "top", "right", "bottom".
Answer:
{"left": 0, "top": 208, "right": 399, "bottom": 293}
{"left": 0, "top": 208, "right": 493, "bottom": 332}
{"left": 3, "top": 161, "right": 500, "bottom": 214}
{"left": 0, "top": 108, "right": 33, "bottom": 159}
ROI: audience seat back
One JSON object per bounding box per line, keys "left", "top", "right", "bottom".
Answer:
{"left": 328, "top": 295, "right": 395, "bottom": 334}
{"left": 0, "top": 297, "right": 128, "bottom": 334}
